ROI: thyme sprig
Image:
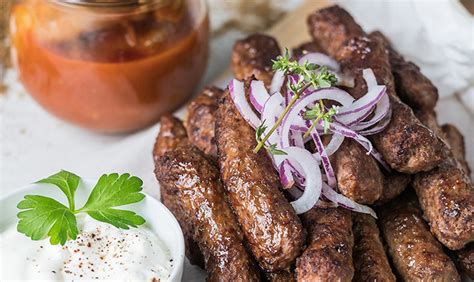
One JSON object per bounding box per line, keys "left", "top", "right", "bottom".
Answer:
{"left": 303, "top": 100, "right": 339, "bottom": 138}
{"left": 255, "top": 121, "right": 287, "bottom": 155}
{"left": 253, "top": 49, "right": 338, "bottom": 153}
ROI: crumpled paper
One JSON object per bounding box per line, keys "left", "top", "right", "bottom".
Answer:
{"left": 334, "top": 0, "right": 474, "bottom": 112}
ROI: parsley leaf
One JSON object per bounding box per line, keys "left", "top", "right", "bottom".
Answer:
{"left": 17, "top": 195, "right": 78, "bottom": 245}
{"left": 36, "top": 170, "right": 79, "bottom": 210}
{"left": 16, "top": 171, "right": 146, "bottom": 246}
{"left": 79, "top": 173, "right": 146, "bottom": 229}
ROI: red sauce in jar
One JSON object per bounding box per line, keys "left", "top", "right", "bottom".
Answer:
{"left": 11, "top": 0, "right": 209, "bottom": 132}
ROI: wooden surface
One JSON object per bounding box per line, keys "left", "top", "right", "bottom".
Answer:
{"left": 215, "top": 0, "right": 330, "bottom": 84}
{"left": 266, "top": 0, "right": 329, "bottom": 48}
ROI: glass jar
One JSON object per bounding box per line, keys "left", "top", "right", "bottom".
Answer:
{"left": 10, "top": 0, "right": 209, "bottom": 133}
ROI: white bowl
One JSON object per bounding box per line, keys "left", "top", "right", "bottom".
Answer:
{"left": 0, "top": 178, "right": 185, "bottom": 282}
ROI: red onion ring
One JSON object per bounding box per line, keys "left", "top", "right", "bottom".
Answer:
{"left": 280, "top": 146, "right": 322, "bottom": 214}
{"left": 322, "top": 183, "right": 377, "bottom": 217}
{"left": 229, "top": 79, "right": 260, "bottom": 128}
{"left": 249, "top": 80, "right": 270, "bottom": 113}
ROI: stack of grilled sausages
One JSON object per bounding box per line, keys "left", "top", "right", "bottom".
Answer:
{"left": 154, "top": 5, "right": 474, "bottom": 281}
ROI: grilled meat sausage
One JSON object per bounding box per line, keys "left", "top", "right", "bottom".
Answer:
{"left": 231, "top": 34, "right": 281, "bottom": 86}
{"left": 153, "top": 114, "right": 204, "bottom": 267}
{"left": 352, "top": 213, "right": 396, "bottom": 282}
{"left": 296, "top": 207, "right": 354, "bottom": 282}
{"left": 371, "top": 30, "right": 438, "bottom": 111}
{"left": 185, "top": 86, "right": 223, "bottom": 159}
{"left": 442, "top": 123, "right": 471, "bottom": 175}
{"left": 331, "top": 138, "right": 384, "bottom": 204}
{"left": 375, "top": 171, "right": 411, "bottom": 205}
{"left": 153, "top": 114, "right": 188, "bottom": 160}
{"left": 441, "top": 124, "right": 474, "bottom": 278}
{"left": 308, "top": 5, "right": 447, "bottom": 173}
{"left": 413, "top": 112, "right": 474, "bottom": 250}
{"left": 155, "top": 147, "right": 261, "bottom": 281}
{"left": 216, "top": 88, "right": 306, "bottom": 271}
{"left": 379, "top": 193, "right": 460, "bottom": 281}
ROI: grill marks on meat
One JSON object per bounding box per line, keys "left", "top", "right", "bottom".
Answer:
{"left": 185, "top": 86, "right": 223, "bottom": 159}
{"left": 371, "top": 31, "right": 438, "bottom": 111}
{"left": 216, "top": 89, "right": 306, "bottom": 271}
{"left": 296, "top": 207, "right": 354, "bottom": 282}
{"left": 307, "top": 5, "right": 447, "bottom": 174}
{"left": 352, "top": 214, "right": 396, "bottom": 282}
{"left": 152, "top": 115, "right": 204, "bottom": 267}
{"left": 155, "top": 147, "right": 261, "bottom": 281}
{"left": 413, "top": 111, "right": 474, "bottom": 250}
{"left": 331, "top": 139, "right": 383, "bottom": 204}
{"left": 379, "top": 194, "right": 460, "bottom": 281}
{"left": 231, "top": 34, "right": 281, "bottom": 87}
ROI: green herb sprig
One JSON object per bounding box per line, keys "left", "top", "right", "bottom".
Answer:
{"left": 303, "top": 100, "right": 339, "bottom": 138}
{"left": 17, "top": 170, "right": 146, "bottom": 245}
{"left": 255, "top": 121, "right": 287, "bottom": 155}
{"left": 253, "top": 49, "right": 337, "bottom": 153}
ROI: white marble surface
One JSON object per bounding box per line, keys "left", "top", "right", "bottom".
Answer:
{"left": 0, "top": 1, "right": 473, "bottom": 281}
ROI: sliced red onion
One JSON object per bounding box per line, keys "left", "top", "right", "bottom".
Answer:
{"left": 279, "top": 159, "right": 306, "bottom": 189}
{"left": 249, "top": 80, "right": 270, "bottom": 113}
{"left": 336, "top": 85, "right": 386, "bottom": 124}
{"left": 229, "top": 64, "right": 392, "bottom": 217}
{"left": 322, "top": 183, "right": 377, "bottom": 217}
{"left": 280, "top": 147, "right": 322, "bottom": 214}
{"left": 290, "top": 131, "right": 305, "bottom": 148}
{"left": 280, "top": 88, "right": 354, "bottom": 148}
{"left": 261, "top": 91, "right": 285, "bottom": 146}
{"left": 270, "top": 70, "right": 285, "bottom": 94}
{"left": 229, "top": 79, "right": 260, "bottom": 128}
{"left": 363, "top": 68, "right": 378, "bottom": 87}
{"left": 298, "top": 53, "right": 340, "bottom": 72}
{"left": 358, "top": 114, "right": 391, "bottom": 136}
{"left": 279, "top": 160, "right": 295, "bottom": 189}
{"left": 311, "top": 130, "right": 337, "bottom": 187}
{"left": 336, "top": 105, "right": 375, "bottom": 127}
{"left": 326, "top": 121, "right": 390, "bottom": 170}
{"left": 323, "top": 133, "right": 345, "bottom": 157}
{"left": 328, "top": 122, "right": 373, "bottom": 153}
{"left": 351, "top": 94, "right": 390, "bottom": 131}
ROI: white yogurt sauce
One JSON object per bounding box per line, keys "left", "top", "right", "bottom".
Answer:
{"left": 0, "top": 215, "right": 173, "bottom": 281}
